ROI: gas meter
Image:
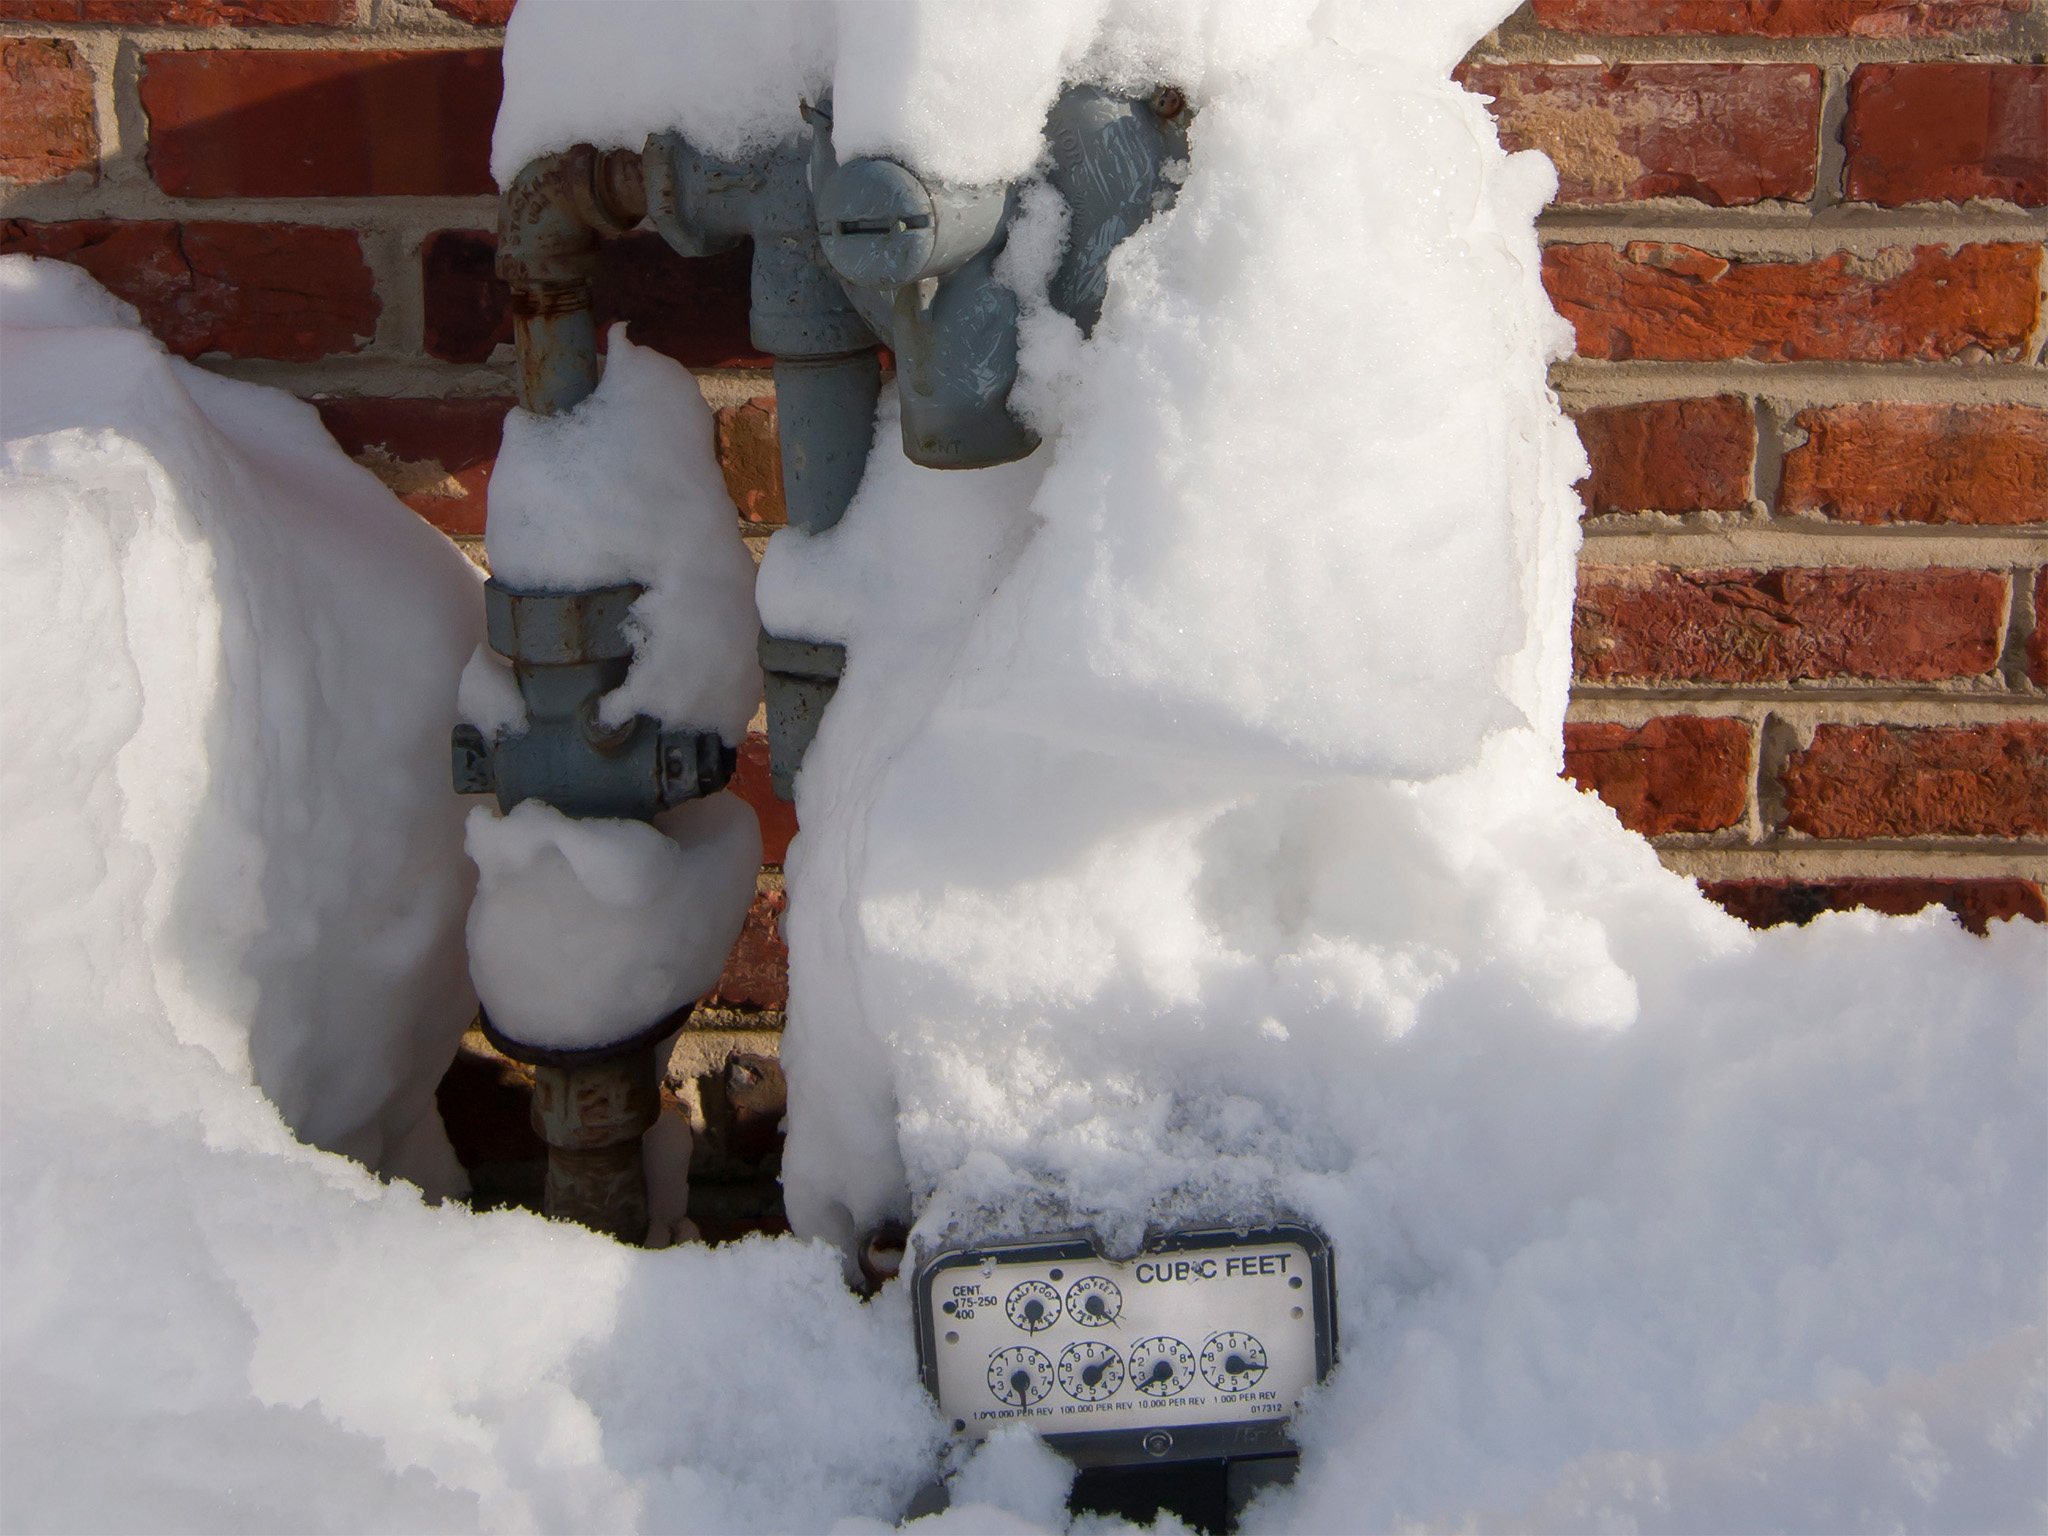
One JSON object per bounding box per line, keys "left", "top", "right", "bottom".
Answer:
{"left": 912, "top": 1225, "right": 1336, "bottom": 1470}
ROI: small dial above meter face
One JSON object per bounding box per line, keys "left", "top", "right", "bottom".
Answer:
{"left": 987, "top": 1346, "right": 1054, "bottom": 1407}
{"left": 1127, "top": 1336, "right": 1196, "bottom": 1398}
{"left": 1199, "top": 1331, "right": 1268, "bottom": 1393}
{"left": 1005, "top": 1280, "right": 1061, "bottom": 1333}
{"left": 1064, "top": 1275, "right": 1122, "bottom": 1327}
{"left": 1057, "top": 1341, "right": 1125, "bottom": 1402}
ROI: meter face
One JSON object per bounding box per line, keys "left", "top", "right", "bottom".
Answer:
{"left": 914, "top": 1226, "right": 1335, "bottom": 1467}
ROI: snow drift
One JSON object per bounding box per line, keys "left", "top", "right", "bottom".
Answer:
{"left": 2, "top": 0, "right": 2043, "bottom": 1530}
{"left": 0, "top": 257, "right": 480, "bottom": 1191}
{"left": 0, "top": 256, "right": 938, "bottom": 1532}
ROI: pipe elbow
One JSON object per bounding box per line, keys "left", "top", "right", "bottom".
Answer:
{"left": 497, "top": 144, "right": 647, "bottom": 288}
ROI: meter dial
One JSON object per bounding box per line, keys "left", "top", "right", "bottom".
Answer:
{"left": 1057, "top": 1341, "right": 1125, "bottom": 1402}
{"left": 987, "top": 1346, "right": 1054, "bottom": 1407}
{"left": 1005, "top": 1280, "right": 1061, "bottom": 1333}
{"left": 1127, "top": 1336, "right": 1195, "bottom": 1398}
{"left": 1199, "top": 1331, "right": 1268, "bottom": 1393}
{"left": 1064, "top": 1275, "right": 1123, "bottom": 1327}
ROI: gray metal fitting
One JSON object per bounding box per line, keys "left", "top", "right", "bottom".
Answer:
{"left": 452, "top": 580, "right": 736, "bottom": 820}
{"left": 758, "top": 631, "right": 846, "bottom": 801}
{"left": 530, "top": 1044, "right": 660, "bottom": 1244}
{"left": 641, "top": 131, "right": 877, "bottom": 359}
{"left": 815, "top": 158, "right": 1007, "bottom": 291}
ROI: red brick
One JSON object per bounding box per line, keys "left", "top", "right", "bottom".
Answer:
{"left": 140, "top": 49, "right": 499, "bottom": 198}
{"left": 711, "top": 883, "right": 787, "bottom": 1009}
{"left": 1701, "top": 877, "right": 2045, "bottom": 934}
{"left": 1529, "top": 0, "right": 2025, "bottom": 34}
{"left": 2031, "top": 567, "right": 2047, "bottom": 687}
{"left": 1778, "top": 403, "right": 2047, "bottom": 526}
{"left": 432, "top": 0, "right": 511, "bottom": 20}
{"left": 0, "top": 218, "right": 376, "bottom": 359}
{"left": 1563, "top": 716, "right": 1752, "bottom": 835}
{"left": 0, "top": 39, "right": 96, "bottom": 187}
{"left": 596, "top": 231, "right": 767, "bottom": 367}
{"left": 1544, "top": 242, "right": 2041, "bottom": 363}
{"left": 729, "top": 732, "right": 797, "bottom": 866}
{"left": 420, "top": 230, "right": 506, "bottom": 363}
{"left": 1459, "top": 64, "right": 1819, "bottom": 206}
{"left": 0, "top": 1, "right": 355, "bottom": 19}
{"left": 716, "top": 396, "right": 785, "bottom": 525}
{"left": 1573, "top": 565, "right": 2007, "bottom": 684}
{"left": 1777, "top": 722, "right": 2048, "bottom": 838}
{"left": 1845, "top": 65, "right": 2048, "bottom": 207}
{"left": 422, "top": 228, "right": 767, "bottom": 368}
{"left": 1575, "top": 396, "right": 1753, "bottom": 515}
{"left": 314, "top": 396, "right": 511, "bottom": 536}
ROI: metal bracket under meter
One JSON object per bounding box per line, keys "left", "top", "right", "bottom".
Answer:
{"left": 913, "top": 1225, "right": 1336, "bottom": 1470}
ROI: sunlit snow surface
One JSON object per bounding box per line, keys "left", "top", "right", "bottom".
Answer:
{"left": 4, "top": 1, "right": 2045, "bottom": 1530}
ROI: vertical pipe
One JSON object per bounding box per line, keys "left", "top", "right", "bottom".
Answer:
{"left": 772, "top": 350, "right": 883, "bottom": 534}
{"left": 759, "top": 351, "right": 876, "bottom": 801}
{"left": 513, "top": 280, "right": 601, "bottom": 417}
{"left": 529, "top": 1043, "right": 661, "bottom": 1244}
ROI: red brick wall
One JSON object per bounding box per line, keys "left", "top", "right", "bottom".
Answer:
{"left": 1467, "top": 0, "right": 2047, "bottom": 935}
{"left": 2, "top": 0, "right": 2042, "bottom": 981}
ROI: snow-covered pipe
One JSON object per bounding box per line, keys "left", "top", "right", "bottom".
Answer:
{"left": 459, "top": 142, "right": 730, "bottom": 1244}
{"left": 465, "top": 92, "right": 1191, "bottom": 1236}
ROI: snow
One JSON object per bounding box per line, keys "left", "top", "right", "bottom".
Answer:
{"left": 0, "top": 258, "right": 939, "bottom": 1532}
{"left": 0, "top": 256, "right": 481, "bottom": 1192}
{"left": 484, "top": 328, "right": 761, "bottom": 745}
{"left": 466, "top": 797, "right": 760, "bottom": 1050}
{"left": 5, "top": 0, "right": 2046, "bottom": 1529}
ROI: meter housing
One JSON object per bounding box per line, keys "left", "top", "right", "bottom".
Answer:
{"left": 912, "top": 1224, "right": 1336, "bottom": 1470}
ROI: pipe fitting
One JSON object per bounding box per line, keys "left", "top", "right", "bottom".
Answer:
{"left": 499, "top": 144, "right": 650, "bottom": 415}
{"left": 479, "top": 1005, "right": 686, "bottom": 1245}
{"left": 815, "top": 159, "right": 1007, "bottom": 291}
{"left": 498, "top": 143, "right": 644, "bottom": 287}
{"left": 452, "top": 580, "right": 736, "bottom": 819}
{"left": 757, "top": 632, "right": 846, "bottom": 801}
{"left": 530, "top": 1047, "right": 661, "bottom": 1243}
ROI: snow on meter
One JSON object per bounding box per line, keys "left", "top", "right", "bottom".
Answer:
{"left": 913, "top": 1226, "right": 1336, "bottom": 1468}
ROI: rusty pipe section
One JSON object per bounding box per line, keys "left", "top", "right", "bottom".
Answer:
{"left": 498, "top": 144, "right": 647, "bottom": 417}
{"left": 530, "top": 1046, "right": 661, "bottom": 1244}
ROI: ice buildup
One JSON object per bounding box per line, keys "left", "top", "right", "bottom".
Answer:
{"left": 481, "top": 329, "right": 763, "bottom": 744}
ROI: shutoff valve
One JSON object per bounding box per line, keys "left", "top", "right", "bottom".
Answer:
{"left": 453, "top": 580, "right": 735, "bottom": 821}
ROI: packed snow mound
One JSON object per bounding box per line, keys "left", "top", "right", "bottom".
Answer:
{"left": 466, "top": 797, "right": 760, "bottom": 1049}
{"left": 0, "top": 259, "right": 943, "bottom": 1532}
{"left": 493, "top": 0, "right": 1520, "bottom": 188}
{"left": 0, "top": 256, "right": 480, "bottom": 1187}
{"left": 484, "top": 328, "right": 762, "bottom": 745}
{"left": 733, "top": 4, "right": 2044, "bottom": 1530}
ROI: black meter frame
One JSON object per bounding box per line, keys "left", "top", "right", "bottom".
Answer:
{"left": 912, "top": 1223, "right": 1337, "bottom": 1469}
